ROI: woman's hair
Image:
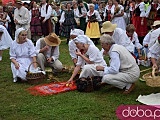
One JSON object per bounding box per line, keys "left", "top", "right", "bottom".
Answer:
{"left": 126, "top": 24, "right": 136, "bottom": 32}
{"left": 89, "top": 3, "right": 95, "bottom": 8}
{"left": 100, "top": 34, "right": 115, "bottom": 45}
{"left": 17, "top": 30, "right": 26, "bottom": 43}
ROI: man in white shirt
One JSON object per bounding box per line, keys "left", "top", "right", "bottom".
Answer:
{"left": 14, "top": 0, "right": 31, "bottom": 39}
{"left": 36, "top": 33, "right": 63, "bottom": 72}
{"left": 96, "top": 34, "right": 140, "bottom": 94}
{"left": 40, "top": 0, "right": 52, "bottom": 36}
{"left": 101, "top": 21, "right": 135, "bottom": 53}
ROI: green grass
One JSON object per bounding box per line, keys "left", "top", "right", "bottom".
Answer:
{"left": 1, "top": 41, "right": 160, "bottom": 120}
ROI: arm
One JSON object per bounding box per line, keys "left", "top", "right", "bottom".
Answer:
{"left": 95, "top": 10, "right": 102, "bottom": 22}
{"left": 68, "top": 65, "right": 81, "bottom": 82}
{"left": 97, "top": 52, "right": 120, "bottom": 75}
{"left": 76, "top": 50, "right": 94, "bottom": 64}
{"left": 59, "top": 11, "right": 65, "bottom": 24}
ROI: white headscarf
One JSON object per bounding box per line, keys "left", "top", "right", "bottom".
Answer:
{"left": 73, "top": 35, "right": 95, "bottom": 45}
{"left": 0, "top": 25, "right": 13, "bottom": 48}
{"left": 70, "top": 29, "right": 84, "bottom": 36}
{"left": 15, "top": 27, "right": 26, "bottom": 40}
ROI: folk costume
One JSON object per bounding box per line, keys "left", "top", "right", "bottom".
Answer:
{"left": 102, "top": 44, "right": 140, "bottom": 91}
{"left": 85, "top": 10, "right": 102, "bottom": 40}
{"left": 103, "top": 4, "right": 112, "bottom": 21}
{"left": 132, "top": 2, "right": 148, "bottom": 44}
{"left": 101, "top": 21, "right": 135, "bottom": 53}
{"left": 30, "top": 8, "right": 42, "bottom": 42}
{"left": 14, "top": 5, "right": 31, "bottom": 39}
{"left": 36, "top": 33, "right": 63, "bottom": 71}
{"left": 0, "top": 25, "right": 13, "bottom": 61}
{"left": 77, "top": 2, "right": 89, "bottom": 32}
{"left": 156, "top": 3, "right": 160, "bottom": 20}
{"left": 40, "top": 3, "right": 52, "bottom": 36}
{"left": 111, "top": 4, "right": 126, "bottom": 30}
{"left": 74, "top": 35, "right": 107, "bottom": 78}
{"left": 10, "top": 28, "right": 36, "bottom": 82}
{"left": 59, "top": 9, "right": 77, "bottom": 43}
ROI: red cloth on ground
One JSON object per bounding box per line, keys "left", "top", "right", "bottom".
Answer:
{"left": 27, "top": 81, "right": 77, "bottom": 96}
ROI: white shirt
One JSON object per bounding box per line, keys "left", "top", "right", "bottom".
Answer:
{"left": 111, "top": 4, "right": 124, "bottom": 16}
{"left": 128, "top": 32, "right": 142, "bottom": 49}
{"left": 69, "top": 40, "right": 77, "bottom": 59}
{"left": 112, "top": 28, "right": 135, "bottom": 53}
{"left": 104, "top": 45, "right": 120, "bottom": 75}
{"left": 35, "top": 39, "right": 60, "bottom": 61}
{"left": 40, "top": 3, "right": 52, "bottom": 21}
{"left": 76, "top": 45, "right": 106, "bottom": 66}
{"left": 86, "top": 10, "right": 102, "bottom": 22}
{"left": 78, "top": 5, "right": 88, "bottom": 18}
{"left": 148, "top": 42, "right": 160, "bottom": 60}
{"left": 135, "top": 2, "right": 146, "bottom": 17}
{"left": 14, "top": 6, "right": 30, "bottom": 29}
{"left": 148, "top": 27, "right": 160, "bottom": 48}
{"left": 143, "top": 30, "right": 152, "bottom": 46}
{"left": 103, "top": 5, "right": 112, "bottom": 18}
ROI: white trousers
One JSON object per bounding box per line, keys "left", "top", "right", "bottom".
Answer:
{"left": 79, "top": 64, "right": 104, "bottom": 78}
{"left": 102, "top": 70, "right": 140, "bottom": 89}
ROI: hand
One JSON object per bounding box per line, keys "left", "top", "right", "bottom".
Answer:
{"left": 42, "top": 45, "right": 49, "bottom": 52}
{"left": 141, "top": 20, "right": 144, "bottom": 25}
{"left": 103, "top": 50, "right": 108, "bottom": 55}
{"left": 152, "top": 64, "right": 158, "bottom": 70}
{"left": 14, "top": 62, "right": 20, "bottom": 69}
{"left": 75, "top": 50, "right": 82, "bottom": 56}
{"left": 47, "top": 57, "right": 53, "bottom": 63}
{"left": 42, "top": 19, "right": 46, "bottom": 23}
{"left": 67, "top": 79, "right": 73, "bottom": 84}
{"left": 96, "top": 66, "right": 104, "bottom": 71}
{"left": 14, "top": 19, "right": 19, "bottom": 24}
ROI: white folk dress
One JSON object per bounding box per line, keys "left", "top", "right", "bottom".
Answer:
{"left": 111, "top": 4, "right": 126, "bottom": 30}
{"left": 10, "top": 39, "right": 36, "bottom": 80}
{"left": 0, "top": 25, "right": 12, "bottom": 50}
{"left": 76, "top": 45, "right": 107, "bottom": 78}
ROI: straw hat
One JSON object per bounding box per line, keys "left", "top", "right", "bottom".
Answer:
{"left": 101, "top": 21, "right": 117, "bottom": 33}
{"left": 15, "top": 0, "right": 23, "bottom": 4}
{"left": 44, "top": 33, "right": 61, "bottom": 46}
{"left": 152, "top": 20, "right": 160, "bottom": 27}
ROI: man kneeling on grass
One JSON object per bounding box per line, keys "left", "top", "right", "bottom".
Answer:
{"left": 96, "top": 34, "right": 140, "bottom": 94}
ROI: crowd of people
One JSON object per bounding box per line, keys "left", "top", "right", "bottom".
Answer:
{"left": 1, "top": 0, "right": 160, "bottom": 94}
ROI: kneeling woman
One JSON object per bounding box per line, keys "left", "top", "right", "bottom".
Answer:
{"left": 68, "top": 35, "right": 106, "bottom": 83}
{"left": 10, "top": 28, "right": 37, "bottom": 82}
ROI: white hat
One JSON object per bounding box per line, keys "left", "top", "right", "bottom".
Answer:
{"left": 15, "top": 27, "right": 26, "bottom": 40}
{"left": 70, "top": 29, "right": 84, "bottom": 36}
{"left": 74, "top": 35, "right": 95, "bottom": 45}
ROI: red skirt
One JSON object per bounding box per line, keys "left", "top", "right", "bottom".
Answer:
{"left": 132, "top": 16, "right": 148, "bottom": 37}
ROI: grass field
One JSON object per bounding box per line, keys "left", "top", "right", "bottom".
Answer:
{"left": 0, "top": 40, "right": 160, "bottom": 120}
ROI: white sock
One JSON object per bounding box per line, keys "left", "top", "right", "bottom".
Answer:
{"left": 126, "top": 83, "right": 132, "bottom": 90}
{"left": 13, "top": 77, "right": 17, "bottom": 83}
{"left": 0, "top": 56, "right": 2, "bottom": 61}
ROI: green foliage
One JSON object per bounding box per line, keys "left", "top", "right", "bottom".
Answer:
{"left": 1, "top": 41, "right": 160, "bottom": 120}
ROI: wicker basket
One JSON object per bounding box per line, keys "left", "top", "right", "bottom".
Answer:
{"left": 142, "top": 68, "right": 160, "bottom": 87}
{"left": 26, "top": 62, "right": 46, "bottom": 84}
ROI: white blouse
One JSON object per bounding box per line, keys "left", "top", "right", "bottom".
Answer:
{"left": 112, "top": 28, "right": 135, "bottom": 53}
{"left": 86, "top": 10, "right": 102, "bottom": 22}
{"left": 76, "top": 45, "right": 106, "bottom": 66}
{"left": 148, "top": 42, "right": 160, "bottom": 60}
